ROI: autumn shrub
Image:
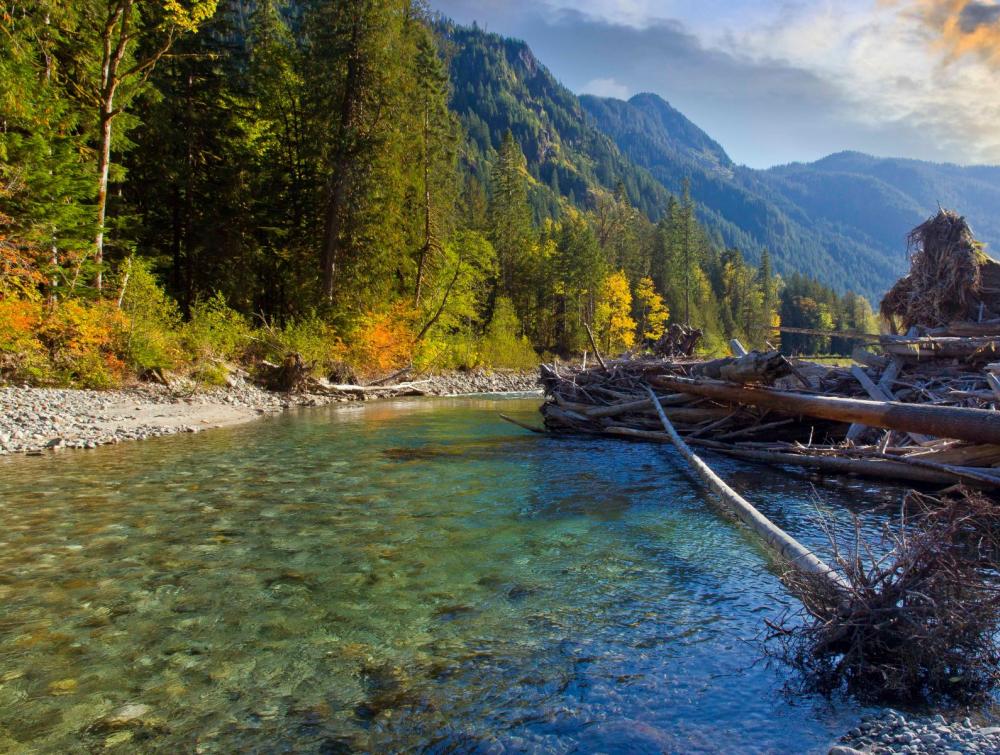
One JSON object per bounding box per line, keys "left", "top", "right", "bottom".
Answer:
{"left": 32, "top": 299, "right": 127, "bottom": 388}
{"left": 0, "top": 297, "right": 48, "bottom": 382}
{"left": 345, "top": 303, "right": 417, "bottom": 376}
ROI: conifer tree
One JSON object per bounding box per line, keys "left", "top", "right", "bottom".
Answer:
{"left": 0, "top": 3, "right": 93, "bottom": 297}
{"left": 487, "top": 130, "right": 535, "bottom": 320}
{"left": 412, "top": 24, "right": 458, "bottom": 306}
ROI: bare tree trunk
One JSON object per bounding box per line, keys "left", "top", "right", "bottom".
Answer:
{"left": 414, "top": 256, "right": 462, "bottom": 343}
{"left": 94, "top": 109, "right": 114, "bottom": 292}
{"left": 93, "top": 0, "right": 132, "bottom": 293}
{"left": 321, "top": 173, "right": 347, "bottom": 303}
{"left": 320, "top": 16, "right": 362, "bottom": 304}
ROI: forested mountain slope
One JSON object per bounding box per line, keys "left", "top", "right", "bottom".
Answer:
{"left": 439, "top": 21, "right": 671, "bottom": 222}
{"left": 760, "top": 152, "right": 1000, "bottom": 258}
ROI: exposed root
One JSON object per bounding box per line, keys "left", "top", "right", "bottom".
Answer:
{"left": 880, "top": 210, "right": 992, "bottom": 331}
{"left": 770, "top": 489, "right": 1000, "bottom": 704}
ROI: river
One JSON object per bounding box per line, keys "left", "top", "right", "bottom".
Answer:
{"left": 0, "top": 396, "right": 918, "bottom": 752}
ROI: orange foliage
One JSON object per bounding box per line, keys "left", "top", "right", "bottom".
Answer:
{"left": 347, "top": 303, "right": 418, "bottom": 375}
{"left": 0, "top": 237, "right": 45, "bottom": 299}
{"left": 0, "top": 297, "right": 128, "bottom": 386}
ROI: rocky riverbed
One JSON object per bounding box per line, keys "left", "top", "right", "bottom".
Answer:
{"left": 0, "top": 369, "right": 539, "bottom": 456}
{"left": 831, "top": 711, "right": 1000, "bottom": 754}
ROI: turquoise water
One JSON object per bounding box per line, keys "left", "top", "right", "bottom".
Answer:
{"left": 0, "top": 396, "right": 910, "bottom": 753}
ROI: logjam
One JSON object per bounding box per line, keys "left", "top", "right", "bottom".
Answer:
{"left": 534, "top": 214, "right": 1000, "bottom": 490}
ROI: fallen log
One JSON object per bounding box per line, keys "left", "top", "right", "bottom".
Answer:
{"left": 643, "top": 387, "right": 848, "bottom": 589}
{"left": 581, "top": 393, "right": 693, "bottom": 418}
{"left": 883, "top": 337, "right": 1000, "bottom": 362}
{"left": 708, "top": 446, "right": 960, "bottom": 487}
{"left": 654, "top": 376, "right": 1000, "bottom": 447}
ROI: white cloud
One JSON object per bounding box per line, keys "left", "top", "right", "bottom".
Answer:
{"left": 580, "top": 76, "right": 631, "bottom": 99}
{"left": 723, "top": 1, "right": 1000, "bottom": 164}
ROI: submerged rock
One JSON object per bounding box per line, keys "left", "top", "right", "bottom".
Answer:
{"left": 94, "top": 703, "right": 152, "bottom": 731}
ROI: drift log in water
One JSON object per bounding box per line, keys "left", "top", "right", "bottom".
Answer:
{"left": 644, "top": 387, "right": 848, "bottom": 591}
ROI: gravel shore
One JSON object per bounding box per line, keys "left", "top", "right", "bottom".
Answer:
{"left": 831, "top": 711, "right": 1000, "bottom": 754}
{"left": 0, "top": 369, "right": 539, "bottom": 456}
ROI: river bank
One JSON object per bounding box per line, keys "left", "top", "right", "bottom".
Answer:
{"left": 0, "top": 369, "right": 539, "bottom": 456}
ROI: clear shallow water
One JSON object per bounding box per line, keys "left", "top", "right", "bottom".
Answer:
{"left": 0, "top": 396, "right": 913, "bottom": 753}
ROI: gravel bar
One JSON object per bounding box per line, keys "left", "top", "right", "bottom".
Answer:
{"left": 830, "top": 710, "right": 1000, "bottom": 754}
{"left": 0, "top": 369, "right": 539, "bottom": 456}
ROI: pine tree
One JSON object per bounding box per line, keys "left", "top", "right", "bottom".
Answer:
{"left": 0, "top": 3, "right": 93, "bottom": 298}
{"left": 304, "top": 0, "right": 410, "bottom": 307}
{"left": 487, "top": 130, "right": 535, "bottom": 321}
{"left": 412, "top": 24, "right": 458, "bottom": 306}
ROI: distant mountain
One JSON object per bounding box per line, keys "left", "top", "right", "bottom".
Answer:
{"left": 582, "top": 93, "right": 1000, "bottom": 300}
{"left": 439, "top": 21, "right": 1000, "bottom": 301}
{"left": 760, "top": 152, "right": 1000, "bottom": 258}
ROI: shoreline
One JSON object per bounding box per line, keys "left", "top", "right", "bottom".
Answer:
{"left": 0, "top": 369, "right": 539, "bottom": 456}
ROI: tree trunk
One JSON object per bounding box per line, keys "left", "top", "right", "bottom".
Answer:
{"left": 644, "top": 388, "right": 847, "bottom": 589}
{"left": 655, "top": 376, "right": 1000, "bottom": 446}
{"left": 94, "top": 109, "right": 113, "bottom": 292}
{"left": 320, "top": 16, "right": 363, "bottom": 304}
{"left": 321, "top": 173, "right": 347, "bottom": 302}
{"left": 414, "top": 108, "right": 431, "bottom": 306}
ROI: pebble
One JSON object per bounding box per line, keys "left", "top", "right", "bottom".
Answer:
{"left": 0, "top": 370, "right": 540, "bottom": 456}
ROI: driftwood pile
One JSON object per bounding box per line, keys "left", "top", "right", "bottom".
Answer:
{"left": 257, "top": 355, "right": 430, "bottom": 399}
{"left": 540, "top": 346, "right": 1000, "bottom": 490}
{"left": 882, "top": 209, "right": 1000, "bottom": 332}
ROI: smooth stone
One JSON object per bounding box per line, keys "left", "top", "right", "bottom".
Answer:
{"left": 829, "top": 747, "right": 865, "bottom": 755}
{"left": 104, "top": 703, "right": 152, "bottom": 726}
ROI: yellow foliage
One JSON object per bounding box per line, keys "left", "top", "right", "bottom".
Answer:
{"left": 634, "top": 276, "right": 668, "bottom": 342}
{"left": 594, "top": 270, "right": 636, "bottom": 355}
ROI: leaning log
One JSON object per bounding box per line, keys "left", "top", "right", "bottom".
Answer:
{"left": 654, "top": 376, "right": 1000, "bottom": 447}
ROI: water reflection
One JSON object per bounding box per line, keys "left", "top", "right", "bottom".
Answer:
{"left": 0, "top": 398, "right": 909, "bottom": 752}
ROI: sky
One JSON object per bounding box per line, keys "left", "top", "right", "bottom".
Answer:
{"left": 432, "top": 0, "right": 1000, "bottom": 168}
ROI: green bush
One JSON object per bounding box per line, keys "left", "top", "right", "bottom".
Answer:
{"left": 119, "top": 259, "right": 183, "bottom": 373}
{"left": 478, "top": 297, "right": 538, "bottom": 370}
{"left": 183, "top": 292, "right": 254, "bottom": 362}
{"left": 256, "top": 315, "right": 345, "bottom": 374}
